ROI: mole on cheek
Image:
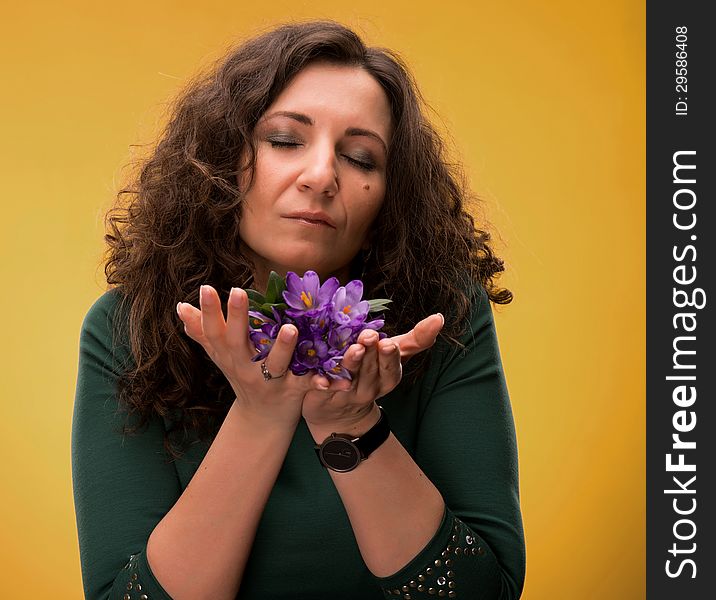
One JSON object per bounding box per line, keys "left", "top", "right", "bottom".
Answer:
{"left": 363, "top": 183, "right": 370, "bottom": 190}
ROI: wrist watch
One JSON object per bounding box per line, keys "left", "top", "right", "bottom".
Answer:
{"left": 314, "top": 405, "right": 390, "bottom": 472}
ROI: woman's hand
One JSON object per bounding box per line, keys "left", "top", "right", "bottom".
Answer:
{"left": 176, "top": 285, "right": 329, "bottom": 431}
{"left": 301, "top": 329, "right": 401, "bottom": 439}
{"left": 302, "top": 314, "right": 444, "bottom": 439}
{"left": 388, "top": 313, "right": 445, "bottom": 364}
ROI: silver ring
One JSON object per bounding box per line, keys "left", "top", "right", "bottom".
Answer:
{"left": 261, "top": 360, "right": 285, "bottom": 382}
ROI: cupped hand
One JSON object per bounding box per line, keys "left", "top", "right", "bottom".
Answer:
{"left": 301, "top": 311, "right": 444, "bottom": 438}
{"left": 176, "top": 285, "right": 331, "bottom": 430}
{"left": 301, "top": 328, "right": 403, "bottom": 438}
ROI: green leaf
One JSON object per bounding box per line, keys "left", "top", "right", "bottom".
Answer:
{"left": 258, "top": 301, "right": 288, "bottom": 318}
{"left": 258, "top": 304, "right": 275, "bottom": 319}
{"left": 367, "top": 298, "right": 392, "bottom": 313}
{"left": 245, "top": 289, "right": 266, "bottom": 305}
{"left": 265, "top": 271, "right": 286, "bottom": 304}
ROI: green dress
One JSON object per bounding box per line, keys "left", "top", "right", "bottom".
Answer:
{"left": 71, "top": 286, "right": 525, "bottom": 599}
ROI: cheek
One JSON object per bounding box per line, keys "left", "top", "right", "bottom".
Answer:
{"left": 350, "top": 193, "right": 385, "bottom": 237}
{"left": 238, "top": 194, "right": 263, "bottom": 240}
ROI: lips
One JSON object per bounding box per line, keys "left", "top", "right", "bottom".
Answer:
{"left": 283, "top": 211, "right": 336, "bottom": 228}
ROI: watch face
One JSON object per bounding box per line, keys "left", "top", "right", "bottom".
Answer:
{"left": 319, "top": 438, "right": 360, "bottom": 472}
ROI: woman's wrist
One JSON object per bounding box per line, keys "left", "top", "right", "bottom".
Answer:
{"left": 306, "top": 402, "right": 382, "bottom": 443}
{"left": 230, "top": 397, "right": 301, "bottom": 435}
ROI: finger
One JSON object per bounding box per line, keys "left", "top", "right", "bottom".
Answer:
{"left": 328, "top": 344, "right": 365, "bottom": 392}
{"left": 199, "top": 285, "right": 228, "bottom": 350}
{"left": 390, "top": 313, "right": 444, "bottom": 362}
{"left": 177, "top": 302, "right": 211, "bottom": 348}
{"left": 310, "top": 372, "right": 332, "bottom": 391}
{"left": 356, "top": 329, "right": 380, "bottom": 380}
{"left": 226, "top": 287, "right": 251, "bottom": 357}
{"left": 377, "top": 339, "right": 403, "bottom": 395}
{"left": 412, "top": 313, "right": 444, "bottom": 347}
{"left": 339, "top": 343, "right": 366, "bottom": 377}
{"left": 352, "top": 336, "right": 382, "bottom": 400}
{"left": 263, "top": 324, "right": 298, "bottom": 376}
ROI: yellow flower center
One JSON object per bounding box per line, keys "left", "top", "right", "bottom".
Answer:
{"left": 307, "top": 349, "right": 316, "bottom": 357}
{"left": 301, "top": 291, "right": 314, "bottom": 308}
{"left": 331, "top": 365, "right": 341, "bottom": 373}
{"left": 342, "top": 305, "right": 352, "bottom": 314}
{"left": 259, "top": 338, "right": 270, "bottom": 345}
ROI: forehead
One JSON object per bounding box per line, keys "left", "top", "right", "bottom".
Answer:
{"left": 265, "top": 63, "right": 392, "bottom": 141}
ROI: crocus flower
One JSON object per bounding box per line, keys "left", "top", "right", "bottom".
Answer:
{"left": 249, "top": 323, "right": 279, "bottom": 362}
{"left": 284, "top": 271, "right": 340, "bottom": 318}
{"left": 246, "top": 270, "right": 391, "bottom": 380}
{"left": 332, "top": 280, "right": 370, "bottom": 326}
{"left": 321, "top": 356, "right": 353, "bottom": 381}
{"left": 327, "top": 325, "right": 355, "bottom": 353}
{"left": 295, "top": 336, "right": 331, "bottom": 370}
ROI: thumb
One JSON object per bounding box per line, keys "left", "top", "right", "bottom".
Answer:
{"left": 411, "top": 313, "right": 444, "bottom": 349}
{"left": 392, "top": 313, "right": 444, "bottom": 363}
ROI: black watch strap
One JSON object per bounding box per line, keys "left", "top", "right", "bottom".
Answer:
{"left": 314, "top": 405, "right": 390, "bottom": 471}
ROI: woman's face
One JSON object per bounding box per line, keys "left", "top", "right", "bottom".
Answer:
{"left": 238, "top": 62, "right": 392, "bottom": 292}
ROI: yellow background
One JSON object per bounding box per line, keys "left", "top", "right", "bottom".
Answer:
{"left": 0, "top": 1, "right": 644, "bottom": 597}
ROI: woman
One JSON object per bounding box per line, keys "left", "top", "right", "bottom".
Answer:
{"left": 72, "top": 19, "right": 525, "bottom": 600}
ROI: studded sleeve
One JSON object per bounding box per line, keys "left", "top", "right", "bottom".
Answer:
{"left": 72, "top": 291, "right": 180, "bottom": 600}
{"left": 373, "top": 286, "right": 526, "bottom": 599}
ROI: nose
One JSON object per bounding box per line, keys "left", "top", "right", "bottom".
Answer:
{"left": 295, "top": 141, "right": 338, "bottom": 198}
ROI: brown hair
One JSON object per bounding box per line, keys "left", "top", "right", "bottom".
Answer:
{"left": 104, "top": 19, "right": 512, "bottom": 460}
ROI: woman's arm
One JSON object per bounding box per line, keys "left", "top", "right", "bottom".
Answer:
{"left": 304, "top": 286, "right": 526, "bottom": 599}
{"left": 72, "top": 289, "right": 305, "bottom": 600}
{"left": 305, "top": 359, "right": 446, "bottom": 579}
{"left": 73, "top": 291, "right": 182, "bottom": 600}
{"left": 145, "top": 400, "right": 296, "bottom": 600}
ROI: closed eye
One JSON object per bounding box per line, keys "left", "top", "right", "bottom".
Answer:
{"left": 267, "top": 140, "right": 376, "bottom": 172}
{"left": 344, "top": 156, "right": 376, "bottom": 172}
{"left": 269, "top": 140, "right": 300, "bottom": 148}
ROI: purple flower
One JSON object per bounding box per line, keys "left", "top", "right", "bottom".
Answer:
{"left": 332, "top": 280, "right": 370, "bottom": 326}
{"left": 247, "top": 306, "right": 284, "bottom": 361}
{"left": 327, "top": 325, "right": 356, "bottom": 353}
{"left": 248, "top": 305, "right": 284, "bottom": 329}
{"left": 283, "top": 271, "right": 340, "bottom": 318}
{"left": 249, "top": 323, "right": 278, "bottom": 362}
{"left": 305, "top": 304, "right": 334, "bottom": 336}
{"left": 247, "top": 270, "right": 390, "bottom": 380}
{"left": 295, "top": 336, "right": 331, "bottom": 370}
{"left": 321, "top": 356, "right": 353, "bottom": 381}
{"left": 362, "top": 317, "right": 385, "bottom": 332}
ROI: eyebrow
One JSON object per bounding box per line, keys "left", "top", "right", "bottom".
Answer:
{"left": 260, "top": 110, "right": 388, "bottom": 154}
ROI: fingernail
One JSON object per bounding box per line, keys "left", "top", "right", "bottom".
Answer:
{"left": 438, "top": 313, "right": 445, "bottom": 326}
{"left": 380, "top": 343, "right": 396, "bottom": 354}
{"left": 318, "top": 382, "right": 329, "bottom": 390}
{"left": 176, "top": 302, "right": 183, "bottom": 316}
{"left": 229, "top": 287, "right": 242, "bottom": 307}
{"left": 363, "top": 331, "right": 378, "bottom": 344}
{"left": 200, "top": 285, "right": 208, "bottom": 303}
{"left": 282, "top": 325, "right": 296, "bottom": 339}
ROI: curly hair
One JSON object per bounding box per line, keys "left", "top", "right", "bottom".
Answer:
{"left": 103, "top": 18, "right": 512, "bottom": 461}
